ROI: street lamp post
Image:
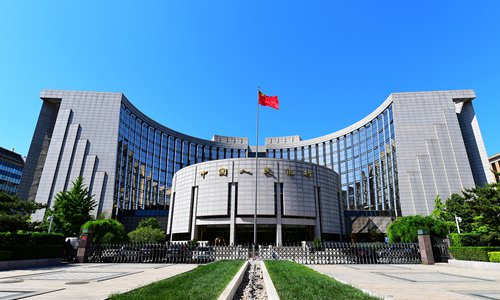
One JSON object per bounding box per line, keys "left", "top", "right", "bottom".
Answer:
{"left": 455, "top": 216, "right": 462, "bottom": 234}
{"left": 47, "top": 215, "right": 54, "bottom": 233}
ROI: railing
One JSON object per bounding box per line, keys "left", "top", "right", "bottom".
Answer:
{"left": 432, "top": 242, "right": 449, "bottom": 263}
{"left": 259, "top": 242, "right": 421, "bottom": 264}
{"left": 87, "top": 242, "right": 422, "bottom": 264}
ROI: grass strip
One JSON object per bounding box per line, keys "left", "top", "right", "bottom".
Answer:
{"left": 265, "top": 260, "right": 380, "bottom": 300}
{"left": 108, "top": 260, "right": 244, "bottom": 300}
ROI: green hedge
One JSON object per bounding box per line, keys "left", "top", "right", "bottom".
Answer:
{"left": 9, "top": 245, "right": 63, "bottom": 260}
{"left": 0, "top": 232, "right": 65, "bottom": 248}
{"left": 0, "top": 250, "right": 11, "bottom": 261}
{"left": 449, "top": 246, "right": 500, "bottom": 262}
{"left": 488, "top": 252, "right": 500, "bottom": 263}
{"left": 449, "top": 233, "right": 483, "bottom": 247}
{"left": 0, "top": 232, "right": 65, "bottom": 261}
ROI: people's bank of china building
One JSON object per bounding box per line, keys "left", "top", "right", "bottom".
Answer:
{"left": 17, "top": 89, "right": 493, "bottom": 245}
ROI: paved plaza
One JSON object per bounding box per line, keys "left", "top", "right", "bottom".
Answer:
{"left": 0, "top": 262, "right": 498, "bottom": 299}
{"left": 309, "top": 263, "right": 500, "bottom": 300}
{"left": 0, "top": 263, "right": 197, "bottom": 299}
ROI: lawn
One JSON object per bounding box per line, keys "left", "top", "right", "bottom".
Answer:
{"left": 265, "top": 260, "right": 380, "bottom": 300}
{"left": 108, "top": 260, "right": 244, "bottom": 300}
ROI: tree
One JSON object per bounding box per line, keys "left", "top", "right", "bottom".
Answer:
{"left": 52, "top": 176, "right": 97, "bottom": 236}
{"left": 82, "top": 219, "right": 128, "bottom": 243}
{"left": 463, "top": 182, "right": 500, "bottom": 243}
{"left": 128, "top": 226, "right": 166, "bottom": 243}
{"left": 387, "top": 215, "right": 448, "bottom": 243}
{"left": 431, "top": 195, "right": 457, "bottom": 232}
{"left": 432, "top": 182, "right": 500, "bottom": 244}
{"left": 0, "top": 192, "right": 46, "bottom": 232}
{"left": 137, "top": 217, "right": 161, "bottom": 230}
{"left": 128, "top": 217, "right": 165, "bottom": 243}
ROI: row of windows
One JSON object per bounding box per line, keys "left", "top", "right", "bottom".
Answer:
{"left": 0, "top": 162, "right": 23, "bottom": 177}
{"left": 112, "top": 103, "right": 400, "bottom": 216}
{"left": 113, "top": 105, "right": 246, "bottom": 215}
{"left": 0, "top": 179, "right": 19, "bottom": 195}
{"left": 0, "top": 173, "right": 22, "bottom": 183}
{"left": 266, "top": 105, "right": 400, "bottom": 215}
{"left": 0, "top": 170, "right": 22, "bottom": 181}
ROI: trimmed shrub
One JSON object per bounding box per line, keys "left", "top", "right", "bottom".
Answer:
{"left": 449, "top": 246, "right": 500, "bottom": 262}
{"left": 9, "top": 245, "right": 63, "bottom": 260}
{"left": 449, "top": 233, "right": 482, "bottom": 246}
{"left": 82, "top": 219, "right": 128, "bottom": 243}
{"left": 0, "top": 232, "right": 13, "bottom": 246}
{"left": 0, "top": 232, "right": 64, "bottom": 248}
{"left": 0, "top": 232, "right": 65, "bottom": 261}
{"left": 488, "top": 252, "right": 500, "bottom": 263}
{"left": 0, "top": 250, "right": 12, "bottom": 261}
{"left": 449, "top": 233, "right": 498, "bottom": 247}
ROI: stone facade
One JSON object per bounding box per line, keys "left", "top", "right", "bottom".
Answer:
{"left": 18, "top": 89, "right": 492, "bottom": 231}
{"left": 167, "top": 158, "right": 342, "bottom": 245}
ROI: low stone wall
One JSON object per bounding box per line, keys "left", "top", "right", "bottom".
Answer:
{"left": 0, "top": 258, "right": 62, "bottom": 271}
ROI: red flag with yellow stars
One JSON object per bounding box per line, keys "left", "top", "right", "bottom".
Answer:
{"left": 258, "top": 90, "right": 279, "bottom": 110}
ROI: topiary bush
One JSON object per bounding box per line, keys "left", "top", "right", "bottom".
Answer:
{"left": 449, "top": 246, "right": 500, "bottom": 262}
{"left": 387, "top": 215, "right": 448, "bottom": 243}
{"left": 488, "top": 252, "right": 500, "bottom": 263}
{"left": 82, "top": 219, "right": 128, "bottom": 243}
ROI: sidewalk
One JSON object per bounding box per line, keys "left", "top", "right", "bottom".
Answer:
{"left": 0, "top": 263, "right": 197, "bottom": 299}
{"left": 308, "top": 263, "right": 500, "bottom": 300}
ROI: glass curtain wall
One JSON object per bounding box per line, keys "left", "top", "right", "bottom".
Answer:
{"left": 267, "top": 104, "right": 399, "bottom": 215}
{"left": 0, "top": 162, "right": 23, "bottom": 195}
{"left": 114, "top": 103, "right": 246, "bottom": 217}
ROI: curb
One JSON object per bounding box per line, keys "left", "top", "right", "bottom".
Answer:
{"left": 260, "top": 261, "right": 280, "bottom": 300}
{"left": 447, "top": 259, "right": 500, "bottom": 272}
{"left": 0, "top": 258, "right": 62, "bottom": 271}
{"left": 218, "top": 260, "right": 249, "bottom": 300}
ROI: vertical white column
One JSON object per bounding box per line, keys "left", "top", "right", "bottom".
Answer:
{"left": 92, "top": 171, "right": 107, "bottom": 218}
{"left": 82, "top": 155, "right": 98, "bottom": 193}
{"left": 190, "top": 186, "right": 199, "bottom": 241}
{"left": 68, "top": 139, "right": 89, "bottom": 186}
{"left": 33, "top": 109, "right": 72, "bottom": 221}
{"left": 51, "top": 124, "right": 81, "bottom": 197}
{"left": 229, "top": 183, "right": 236, "bottom": 246}
{"left": 275, "top": 182, "right": 282, "bottom": 246}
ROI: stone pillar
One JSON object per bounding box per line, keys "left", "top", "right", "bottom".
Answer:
{"left": 417, "top": 229, "right": 434, "bottom": 265}
{"left": 76, "top": 228, "right": 93, "bottom": 263}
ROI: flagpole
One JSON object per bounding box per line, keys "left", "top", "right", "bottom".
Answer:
{"left": 254, "top": 87, "right": 260, "bottom": 256}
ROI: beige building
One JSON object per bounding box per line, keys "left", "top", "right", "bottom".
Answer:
{"left": 489, "top": 153, "right": 500, "bottom": 182}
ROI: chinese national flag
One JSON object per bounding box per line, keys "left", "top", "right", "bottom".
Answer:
{"left": 258, "top": 91, "right": 279, "bottom": 110}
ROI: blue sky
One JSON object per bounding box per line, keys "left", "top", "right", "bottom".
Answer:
{"left": 1, "top": 1, "right": 499, "bottom": 157}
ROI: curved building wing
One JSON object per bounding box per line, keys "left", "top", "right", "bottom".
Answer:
{"left": 18, "top": 89, "right": 492, "bottom": 231}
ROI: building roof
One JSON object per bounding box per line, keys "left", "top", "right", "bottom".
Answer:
{"left": 489, "top": 153, "right": 500, "bottom": 163}
{"left": 0, "top": 147, "right": 25, "bottom": 167}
